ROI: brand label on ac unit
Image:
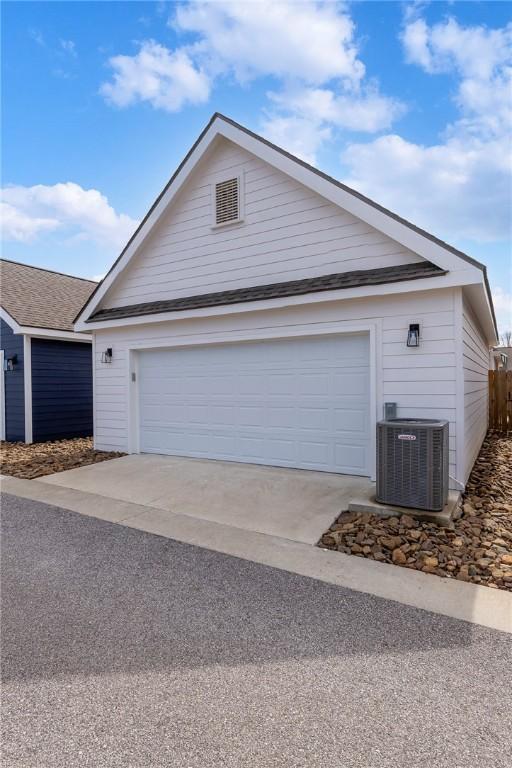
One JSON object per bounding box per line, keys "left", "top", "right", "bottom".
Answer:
{"left": 398, "top": 434, "right": 416, "bottom": 441}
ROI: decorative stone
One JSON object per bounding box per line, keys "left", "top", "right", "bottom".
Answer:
{"left": 316, "top": 431, "right": 511, "bottom": 593}
{"left": 392, "top": 548, "right": 407, "bottom": 564}
{"left": 380, "top": 535, "right": 402, "bottom": 550}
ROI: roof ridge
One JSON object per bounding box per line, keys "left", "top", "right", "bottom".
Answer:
{"left": 0, "top": 258, "right": 97, "bottom": 284}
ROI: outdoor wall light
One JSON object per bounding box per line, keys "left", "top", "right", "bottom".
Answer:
{"left": 4, "top": 354, "right": 18, "bottom": 372}
{"left": 407, "top": 324, "right": 420, "bottom": 347}
{"left": 101, "top": 347, "right": 113, "bottom": 364}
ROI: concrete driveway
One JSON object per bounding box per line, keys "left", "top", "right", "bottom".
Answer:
{"left": 2, "top": 493, "right": 511, "bottom": 768}
{"left": 40, "top": 454, "right": 373, "bottom": 544}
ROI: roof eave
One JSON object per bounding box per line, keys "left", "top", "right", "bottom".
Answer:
{"left": 76, "top": 269, "right": 467, "bottom": 332}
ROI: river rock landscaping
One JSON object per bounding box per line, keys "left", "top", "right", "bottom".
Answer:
{"left": 318, "top": 431, "right": 512, "bottom": 591}
{"left": 0, "top": 437, "right": 125, "bottom": 480}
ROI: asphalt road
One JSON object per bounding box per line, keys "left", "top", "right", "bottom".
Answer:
{"left": 2, "top": 492, "right": 511, "bottom": 768}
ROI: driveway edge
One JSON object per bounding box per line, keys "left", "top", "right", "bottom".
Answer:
{"left": 2, "top": 474, "right": 511, "bottom": 634}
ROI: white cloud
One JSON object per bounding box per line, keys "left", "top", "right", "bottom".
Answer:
{"left": 173, "top": 0, "right": 364, "bottom": 86}
{"left": 1, "top": 183, "right": 138, "bottom": 249}
{"left": 100, "top": 2, "right": 400, "bottom": 162}
{"left": 341, "top": 131, "right": 511, "bottom": 242}
{"left": 100, "top": 40, "right": 210, "bottom": 112}
{"left": 178, "top": 0, "right": 399, "bottom": 163}
{"left": 0, "top": 202, "right": 60, "bottom": 241}
{"left": 60, "top": 39, "right": 77, "bottom": 57}
{"left": 269, "top": 85, "right": 404, "bottom": 134}
{"left": 402, "top": 17, "right": 511, "bottom": 80}
{"left": 260, "top": 85, "right": 404, "bottom": 163}
{"left": 492, "top": 286, "right": 512, "bottom": 336}
{"left": 340, "top": 16, "right": 512, "bottom": 243}
{"left": 402, "top": 17, "right": 512, "bottom": 135}
{"left": 29, "top": 28, "right": 45, "bottom": 48}
{"left": 260, "top": 114, "right": 332, "bottom": 165}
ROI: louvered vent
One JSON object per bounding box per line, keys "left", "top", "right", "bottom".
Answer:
{"left": 376, "top": 418, "right": 449, "bottom": 511}
{"left": 215, "top": 177, "right": 239, "bottom": 225}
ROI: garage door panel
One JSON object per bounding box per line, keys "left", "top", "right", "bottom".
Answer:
{"left": 299, "top": 407, "right": 330, "bottom": 430}
{"left": 266, "top": 406, "right": 295, "bottom": 428}
{"left": 335, "top": 443, "right": 367, "bottom": 472}
{"left": 139, "top": 334, "right": 370, "bottom": 475}
{"left": 299, "top": 441, "right": 330, "bottom": 464}
{"left": 239, "top": 375, "right": 266, "bottom": 394}
{"left": 299, "top": 374, "right": 330, "bottom": 395}
{"left": 333, "top": 371, "right": 369, "bottom": 395}
{"left": 238, "top": 406, "right": 265, "bottom": 426}
{"left": 334, "top": 408, "right": 368, "bottom": 432}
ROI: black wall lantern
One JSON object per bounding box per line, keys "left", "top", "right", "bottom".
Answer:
{"left": 407, "top": 323, "right": 420, "bottom": 347}
{"left": 101, "top": 347, "right": 113, "bottom": 364}
{"left": 4, "top": 354, "right": 18, "bottom": 372}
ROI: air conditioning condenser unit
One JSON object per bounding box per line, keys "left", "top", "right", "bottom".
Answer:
{"left": 376, "top": 418, "right": 449, "bottom": 511}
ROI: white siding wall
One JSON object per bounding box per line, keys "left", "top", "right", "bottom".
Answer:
{"left": 100, "top": 138, "right": 421, "bottom": 310}
{"left": 462, "top": 292, "right": 489, "bottom": 482}
{"left": 93, "top": 287, "right": 459, "bottom": 485}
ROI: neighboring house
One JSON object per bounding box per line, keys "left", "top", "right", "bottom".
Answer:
{"left": 490, "top": 347, "right": 511, "bottom": 370}
{"left": 75, "top": 114, "right": 497, "bottom": 490}
{"left": 0, "top": 259, "right": 96, "bottom": 443}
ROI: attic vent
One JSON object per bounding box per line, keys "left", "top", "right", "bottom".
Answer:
{"left": 215, "top": 177, "right": 239, "bottom": 225}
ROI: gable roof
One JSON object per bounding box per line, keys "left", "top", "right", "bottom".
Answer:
{"left": 75, "top": 113, "right": 497, "bottom": 340}
{"left": 0, "top": 258, "right": 97, "bottom": 333}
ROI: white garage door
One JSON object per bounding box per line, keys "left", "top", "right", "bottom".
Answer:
{"left": 138, "top": 334, "right": 370, "bottom": 475}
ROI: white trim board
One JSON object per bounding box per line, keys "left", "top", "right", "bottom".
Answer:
{"left": 23, "top": 335, "right": 32, "bottom": 444}
{"left": 0, "top": 350, "right": 5, "bottom": 441}
{"left": 0, "top": 307, "right": 91, "bottom": 342}
{"left": 127, "top": 320, "right": 381, "bottom": 480}
{"left": 454, "top": 287, "right": 466, "bottom": 490}
{"left": 75, "top": 114, "right": 494, "bottom": 342}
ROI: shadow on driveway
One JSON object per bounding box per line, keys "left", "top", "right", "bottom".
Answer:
{"left": 1, "top": 492, "right": 499, "bottom": 684}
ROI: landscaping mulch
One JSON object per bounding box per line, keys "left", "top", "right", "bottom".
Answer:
{"left": 0, "top": 437, "right": 125, "bottom": 480}
{"left": 318, "top": 431, "right": 512, "bottom": 591}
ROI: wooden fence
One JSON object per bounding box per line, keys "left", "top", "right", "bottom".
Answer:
{"left": 488, "top": 370, "right": 512, "bottom": 432}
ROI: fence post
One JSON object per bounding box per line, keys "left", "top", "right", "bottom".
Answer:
{"left": 488, "top": 369, "right": 511, "bottom": 432}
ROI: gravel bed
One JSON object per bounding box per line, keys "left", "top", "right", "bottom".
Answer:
{"left": 318, "top": 432, "right": 512, "bottom": 591}
{"left": 0, "top": 437, "right": 125, "bottom": 479}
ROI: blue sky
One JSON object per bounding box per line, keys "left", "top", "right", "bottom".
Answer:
{"left": 2, "top": 1, "right": 511, "bottom": 334}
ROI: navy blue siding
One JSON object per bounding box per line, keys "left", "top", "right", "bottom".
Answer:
{"left": 0, "top": 317, "right": 25, "bottom": 441}
{"left": 31, "top": 339, "right": 93, "bottom": 442}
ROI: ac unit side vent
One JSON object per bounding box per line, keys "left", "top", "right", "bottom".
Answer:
{"left": 376, "top": 418, "right": 449, "bottom": 511}
{"left": 215, "top": 177, "right": 239, "bottom": 225}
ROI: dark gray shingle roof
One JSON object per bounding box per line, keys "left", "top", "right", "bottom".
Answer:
{"left": 89, "top": 261, "right": 445, "bottom": 323}
{"left": 0, "top": 259, "right": 97, "bottom": 332}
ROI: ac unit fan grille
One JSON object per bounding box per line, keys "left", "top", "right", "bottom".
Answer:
{"left": 376, "top": 419, "right": 448, "bottom": 511}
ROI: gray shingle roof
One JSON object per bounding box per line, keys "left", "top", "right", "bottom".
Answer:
{"left": 0, "top": 259, "right": 97, "bottom": 332}
{"left": 89, "top": 261, "right": 445, "bottom": 323}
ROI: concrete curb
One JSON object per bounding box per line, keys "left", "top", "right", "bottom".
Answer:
{"left": 2, "top": 474, "right": 511, "bottom": 634}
